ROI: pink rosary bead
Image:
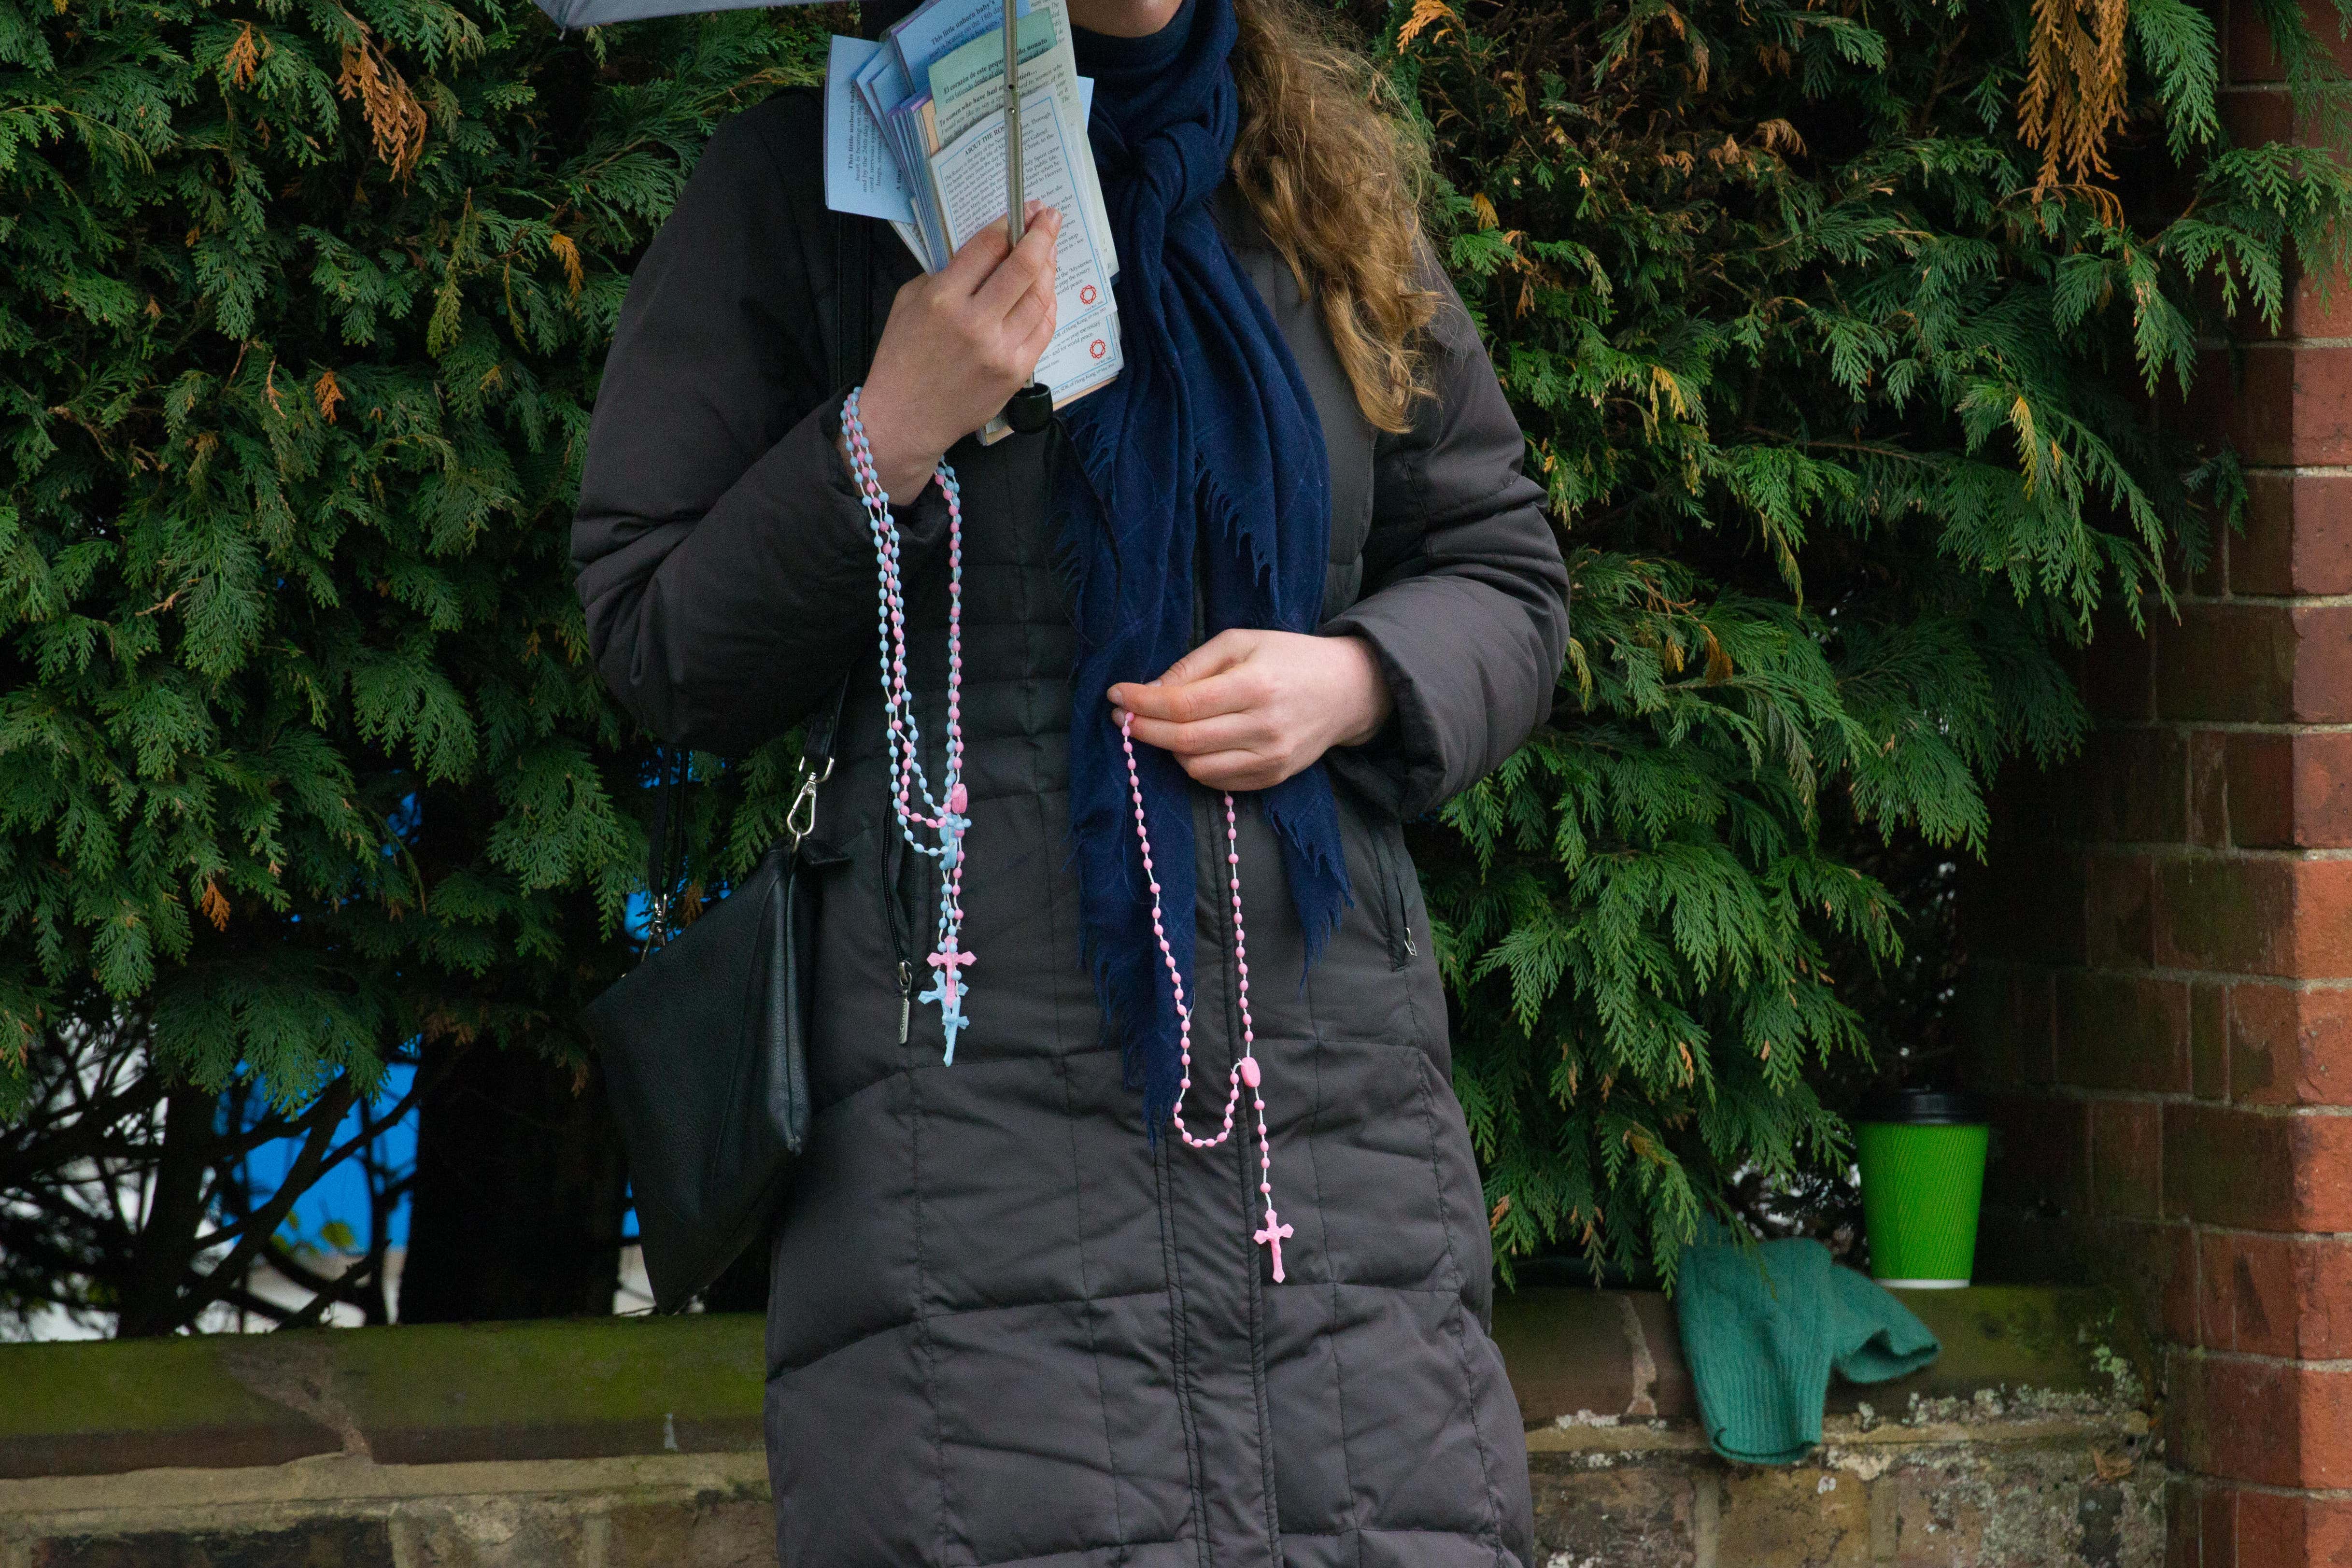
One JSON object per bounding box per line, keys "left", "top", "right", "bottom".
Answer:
{"left": 1121, "top": 712, "right": 1292, "bottom": 1284}
{"left": 846, "top": 380, "right": 1290, "bottom": 1281}
{"left": 846, "top": 388, "right": 974, "bottom": 1063}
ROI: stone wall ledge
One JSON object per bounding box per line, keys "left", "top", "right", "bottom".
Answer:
{"left": 1489, "top": 1281, "right": 2148, "bottom": 1434}
{"left": 0, "top": 1451, "right": 771, "bottom": 1536}
{"left": 0, "top": 1285, "right": 2159, "bottom": 1568}
{"left": 0, "top": 1284, "right": 2149, "bottom": 1483}
{"left": 1527, "top": 1406, "right": 2152, "bottom": 1456}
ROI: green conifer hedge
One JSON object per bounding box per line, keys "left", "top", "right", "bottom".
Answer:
{"left": 3, "top": 0, "right": 2348, "bottom": 1297}
{"left": 0, "top": 0, "right": 830, "bottom": 1323}
{"left": 1393, "top": 0, "right": 2352, "bottom": 1277}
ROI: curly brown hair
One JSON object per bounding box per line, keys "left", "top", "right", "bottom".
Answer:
{"left": 1228, "top": 0, "right": 1440, "bottom": 433}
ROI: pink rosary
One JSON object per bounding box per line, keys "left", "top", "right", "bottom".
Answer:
{"left": 843, "top": 388, "right": 1290, "bottom": 1283}
{"left": 1121, "top": 714, "right": 1291, "bottom": 1284}
{"left": 845, "top": 389, "right": 975, "bottom": 1063}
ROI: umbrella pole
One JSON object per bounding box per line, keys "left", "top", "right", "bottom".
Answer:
{"left": 1004, "top": 0, "right": 1024, "bottom": 248}
{"left": 1001, "top": 0, "right": 1054, "bottom": 433}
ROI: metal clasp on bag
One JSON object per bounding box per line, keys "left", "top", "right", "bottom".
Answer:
{"left": 786, "top": 754, "right": 836, "bottom": 850}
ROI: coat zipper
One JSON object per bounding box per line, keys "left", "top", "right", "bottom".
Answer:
{"left": 883, "top": 820, "right": 916, "bottom": 1043}
{"left": 1372, "top": 827, "right": 1417, "bottom": 970}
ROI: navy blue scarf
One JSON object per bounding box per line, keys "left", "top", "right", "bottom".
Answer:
{"left": 1060, "top": 0, "right": 1349, "bottom": 1132}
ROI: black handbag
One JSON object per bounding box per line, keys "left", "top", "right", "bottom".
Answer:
{"left": 584, "top": 688, "right": 847, "bottom": 1314}
{"left": 584, "top": 213, "right": 876, "bottom": 1315}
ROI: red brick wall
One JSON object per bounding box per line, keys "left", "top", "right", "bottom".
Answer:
{"left": 1967, "top": 6, "right": 2352, "bottom": 1562}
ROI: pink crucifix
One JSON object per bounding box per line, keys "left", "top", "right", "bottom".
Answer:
{"left": 1254, "top": 1206, "right": 1294, "bottom": 1284}
{"left": 924, "top": 944, "right": 977, "bottom": 1003}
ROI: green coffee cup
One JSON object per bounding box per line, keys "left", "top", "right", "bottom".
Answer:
{"left": 1856, "top": 1088, "right": 1989, "bottom": 1289}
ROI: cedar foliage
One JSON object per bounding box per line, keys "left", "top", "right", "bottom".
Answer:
{"left": 3, "top": 0, "right": 2350, "bottom": 1319}
{"left": 0, "top": 0, "right": 827, "bottom": 1325}
{"left": 1383, "top": 0, "right": 2352, "bottom": 1279}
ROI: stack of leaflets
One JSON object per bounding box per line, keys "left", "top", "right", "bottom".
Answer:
{"left": 825, "top": 0, "right": 1125, "bottom": 416}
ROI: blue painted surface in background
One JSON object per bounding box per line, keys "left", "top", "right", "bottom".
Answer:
{"left": 226, "top": 1064, "right": 644, "bottom": 1251}
{"left": 219, "top": 801, "right": 658, "bottom": 1259}
{"left": 228, "top": 1063, "right": 419, "bottom": 1249}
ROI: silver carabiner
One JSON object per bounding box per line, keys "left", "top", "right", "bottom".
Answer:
{"left": 785, "top": 754, "right": 836, "bottom": 847}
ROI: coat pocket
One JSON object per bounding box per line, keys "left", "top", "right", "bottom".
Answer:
{"left": 806, "top": 821, "right": 907, "bottom": 1054}
{"left": 1370, "top": 820, "right": 1419, "bottom": 972}
{"left": 879, "top": 819, "right": 918, "bottom": 1043}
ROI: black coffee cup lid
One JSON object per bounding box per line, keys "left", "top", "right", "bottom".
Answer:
{"left": 1858, "top": 1087, "right": 1986, "bottom": 1125}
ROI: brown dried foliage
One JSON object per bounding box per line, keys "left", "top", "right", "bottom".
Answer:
{"left": 1395, "top": 0, "right": 1455, "bottom": 49}
{"left": 2018, "top": 0, "right": 2130, "bottom": 193}
{"left": 548, "top": 232, "right": 585, "bottom": 297}
{"left": 225, "top": 21, "right": 266, "bottom": 88}
{"left": 335, "top": 20, "right": 427, "bottom": 183}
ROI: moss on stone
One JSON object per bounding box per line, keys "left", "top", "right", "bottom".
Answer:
{"left": 323, "top": 1313, "right": 767, "bottom": 1429}
{"left": 2, "top": 1287, "right": 2145, "bottom": 1480}
{"left": 0, "top": 1336, "right": 309, "bottom": 1437}
{"left": 1852, "top": 1286, "right": 2153, "bottom": 1411}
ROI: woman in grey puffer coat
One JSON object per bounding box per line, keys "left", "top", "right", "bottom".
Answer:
{"left": 571, "top": 0, "right": 1569, "bottom": 1560}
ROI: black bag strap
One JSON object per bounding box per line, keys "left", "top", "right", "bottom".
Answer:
{"left": 793, "top": 208, "right": 867, "bottom": 831}
{"left": 642, "top": 211, "right": 875, "bottom": 946}
{"left": 782, "top": 682, "right": 849, "bottom": 853}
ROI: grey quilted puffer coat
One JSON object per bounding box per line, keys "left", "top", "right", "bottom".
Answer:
{"left": 574, "top": 90, "right": 1569, "bottom": 1568}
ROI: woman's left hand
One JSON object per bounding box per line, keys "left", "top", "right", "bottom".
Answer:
{"left": 1109, "top": 630, "right": 1393, "bottom": 792}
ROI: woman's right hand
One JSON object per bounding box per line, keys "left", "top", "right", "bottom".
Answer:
{"left": 845, "top": 203, "right": 1063, "bottom": 502}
